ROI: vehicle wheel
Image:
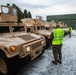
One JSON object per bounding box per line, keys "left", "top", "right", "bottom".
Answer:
{"left": 0, "top": 53, "right": 10, "bottom": 75}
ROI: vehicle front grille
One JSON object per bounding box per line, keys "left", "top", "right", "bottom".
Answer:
{"left": 32, "top": 41, "right": 41, "bottom": 50}
{"left": 18, "top": 35, "right": 35, "bottom": 41}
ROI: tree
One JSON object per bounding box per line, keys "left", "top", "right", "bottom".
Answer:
{"left": 12, "top": 4, "right": 32, "bottom": 22}
{"left": 12, "top": 4, "right": 24, "bottom": 23}
{"left": 27, "top": 11, "right": 32, "bottom": 18}
{"left": 24, "top": 9, "right": 28, "bottom": 18}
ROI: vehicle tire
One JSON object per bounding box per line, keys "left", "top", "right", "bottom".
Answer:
{"left": 0, "top": 52, "right": 11, "bottom": 75}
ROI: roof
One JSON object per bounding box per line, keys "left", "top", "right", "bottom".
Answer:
{"left": 47, "top": 14, "right": 76, "bottom": 20}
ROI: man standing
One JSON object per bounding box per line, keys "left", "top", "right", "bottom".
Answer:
{"left": 68, "top": 26, "right": 72, "bottom": 38}
{"left": 50, "top": 25, "right": 64, "bottom": 65}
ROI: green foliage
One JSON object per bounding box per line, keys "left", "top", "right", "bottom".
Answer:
{"left": 27, "top": 11, "right": 32, "bottom": 18}
{"left": 12, "top": 4, "right": 32, "bottom": 22}
{"left": 12, "top": 4, "right": 24, "bottom": 23}
{"left": 24, "top": 9, "right": 28, "bottom": 18}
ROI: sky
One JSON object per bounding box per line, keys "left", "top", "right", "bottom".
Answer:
{"left": 0, "top": 0, "right": 76, "bottom": 20}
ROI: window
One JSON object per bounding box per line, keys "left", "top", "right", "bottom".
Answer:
{"left": 2, "top": 6, "right": 10, "bottom": 14}
{"left": 0, "top": 26, "right": 9, "bottom": 33}
{"left": 26, "top": 18, "right": 31, "bottom": 22}
{"left": 27, "top": 28, "right": 31, "bottom": 32}
{"left": 12, "top": 26, "right": 25, "bottom": 32}
{"left": 13, "top": 8, "right": 17, "bottom": 16}
{"left": 46, "top": 27, "right": 49, "bottom": 30}
{"left": 36, "top": 16, "right": 42, "bottom": 20}
{"left": 36, "top": 16, "right": 40, "bottom": 20}
{"left": 23, "top": 18, "right": 31, "bottom": 22}
{"left": 37, "top": 26, "right": 40, "bottom": 30}
{"left": 41, "top": 26, "right": 45, "bottom": 30}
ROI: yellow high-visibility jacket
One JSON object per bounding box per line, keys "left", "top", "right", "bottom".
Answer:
{"left": 52, "top": 28, "right": 64, "bottom": 45}
{"left": 69, "top": 27, "right": 72, "bottom": 32}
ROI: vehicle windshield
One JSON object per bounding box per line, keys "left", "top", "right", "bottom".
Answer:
{"left": 45, "top": 27, "right": 49, "bottom": 30}
{"left": 0, "top": 26, "right": 9, "bottom": 33}
{"left": 27, "top": 28, "right": 31, "bottom": 32}
{"left": 0, "top": 26, "right": 25, "bottom": 33}
{"left": 13, "top": 8, "right": 17, "bottom": 16}
{"left": 36, "top": 16, "right": 42, "bottom": 20}
{"left": 12, "top": 26, "right": 25, "bottom": 32}
{"left": 1, "top": 6, "right": 10, "bottom": 14}
{"left": 36, "top": 16, "right": 40, "bottom": 20}
{"left": 37, "top": 26, "right": 41, "bottom": 30}
{"left": 41, "top": 26, "right": 45, "bottom": 30}
{"left": 26, "top": 18, "right": 31, "bottom": 22}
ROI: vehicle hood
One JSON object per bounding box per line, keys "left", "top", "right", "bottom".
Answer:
{"left": 0, "top": 32, "right": 42, "bottom": 47}
{"left": 38, "top": 30, "right": 51, "bottom": 35}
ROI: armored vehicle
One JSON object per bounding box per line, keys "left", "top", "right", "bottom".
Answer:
{"left": 48, "top": 20, "right": 69, "bottom": 35}
{"left": 21, "top": 16, "right": 52, "bottom": 49}
{"left": 58, "top": 22, "right": 69, "bottom": 35}
{"left": 0, "top": 5, "right": 45, "bottom": 75}
{"left": 44, "top": 21, "right": 69, "bottom": 35}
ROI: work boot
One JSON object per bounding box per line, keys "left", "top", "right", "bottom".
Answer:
{"left": 52, "top": 60, "right": 57, "bottom": 65}
{"left": 58, "top": 59, "right": 62, "bottom": 64}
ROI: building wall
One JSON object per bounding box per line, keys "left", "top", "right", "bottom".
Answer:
{"left": 47, "top": 14, "right": 76, "bottom": 29}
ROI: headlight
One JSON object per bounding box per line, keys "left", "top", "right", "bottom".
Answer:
{"left": 41, "top": 41, "right": 45, "bottom": 44}
{"left": 26, "top": 46, "right": 31, "bottom": 52}
{"left": 10, "top": 46, "right": 17, "bottom": 52}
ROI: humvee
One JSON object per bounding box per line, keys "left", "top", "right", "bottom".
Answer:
{"left": 21, "top": 16, "right": 52, "bottom": 49}
{"left": 46, "top": 20, "right": 69, "bottom": 35}
{"left": 58, "top": 22, "right": 69, "bottom": 35}
{"left": 45, "top": 21, "right": 69, "bottom": 35}
{"left": 0, "top": 5, "right": 45, "bottom": 75}
{"left": 42, "top": 21, "right": 69, "bottom": 36}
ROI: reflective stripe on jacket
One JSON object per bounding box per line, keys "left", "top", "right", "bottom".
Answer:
{"left": 52, "top": 28, "right": 64, "bottom": 45}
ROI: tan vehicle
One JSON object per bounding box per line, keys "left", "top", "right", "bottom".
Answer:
{"left": 47, "top": 21, "right": 69, "bottom": 35}
{"left": 49, "top": 20, "right": 69, "bottom": 35}
{"left": 0, "top": 5, "right": 45, "bottom": 75}
{"left": 58, "top": 22, "right": 69, "bottom": 35}
{"left": 21, "top": 16, "right": 52, "bottom": 49}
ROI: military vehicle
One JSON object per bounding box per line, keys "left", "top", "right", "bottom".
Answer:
{"left": 49, "top": 20, "right": 69, "bottom": 35}
{"left": 21, "top": 16, "right": 52, "bottom": 49}
{"left": 58, "top": 22, "right": 69, "bottom": 35}
{"left": 0, "top": 5, "right": 45, "bottom": 75}
{"left": 49, "top": 20, "right": 57, "bottom": 28}
{"left": 43, "top": 21, "right": 69, "bottom": 36}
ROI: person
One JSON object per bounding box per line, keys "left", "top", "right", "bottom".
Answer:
{"left": 50, "top": 24, "right": 64, "bottom": 65}
{"left": 68, "top": 26, "right": 72, "bottom": 38}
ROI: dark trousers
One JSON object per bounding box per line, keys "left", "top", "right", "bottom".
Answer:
{"left": 52, "top": 44, "right": 62, "bottom": 62}
{"left": 68, "top": 32, "right": 71, "bottom": 38}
